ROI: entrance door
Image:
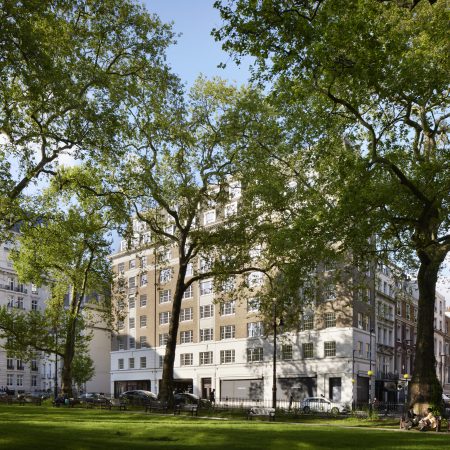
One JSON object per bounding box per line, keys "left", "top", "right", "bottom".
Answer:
{"left": 201, "top": 378, "right": 212, "bottom": 399}
{"left": 329, "top": 377, "right": 342, "bottom": 402}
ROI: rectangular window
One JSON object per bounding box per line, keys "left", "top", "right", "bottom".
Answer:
{"left": 129, "top": 337, "right": 135, "bottom": 349}
{"left": 140, "top": 256, "right": 147, "bottom": 267}
{"left": 140, "top": 336, "right": 148, "bottom": 348}
{"left": 31, "top": 360, "right": 38, "bottom": 371}
{"left": 159, "top": 311, "right": 171, "bottom": 325}
{"left": 324, "top": 341, "right": 336, "bottom": 357}
{"left": 200, "top": 328, "right": 214, "bottom": 342}
{"left": 204, "top": 210, "right": 216, "bottom": 225}
{"left": 247, "top": 322, "right": 263, "bottom": 337}
{"left": 200, "top": 304, "right": 214, "bottom": 318}
{"left": 16, "top": 297, "right": 24, "bottom": 309}
{"left": 247, "top": 298, "right": 260, "bottom": 313}
{"left": 180, "top": 353, "right": 193, "bottom": 366}
{"left": 302, "top": 342, "right": 314, "bottom": 358}
{"left": 185, "top": 263, "right": 193, "bottom": 277}
{"left": 220, "top": 349, "right": 235, "bottom": 364}
{"left": 129, "top": 259, "right": 136, "bottom": 269}
{"left": 159, "top": 268, "right": 172, "bottom": 283}
{"left": 247, "top": 347, "right": 263, "bottom": 362}
{"left": 31, "top": 375, "right": 37, "bottom": 387}
{"left": 180, "top": 307, "right": 193, "bottom": 321}
{"left": 159, "top": 355, "right": 163, "bottom": 368}
{"left": 200, "top": 280, "right": 213, "bottom": 295}
{"left": 140, "top": 274, "right": 148, "bottom": 286}
{"left": 129, "top": 317, "right": 135, "bottom": 329}
{"left": 159, "top": 333, "right": 168, "bottom": 346}
{"left": 129, "top": 358, "right": 135, "bottom": 369}
{"left": 159, "top": 290, "right": 171, "bottom": 304}
{"left": 140, "top": 315, "right": 147, "bottom": 327}
{"left": 358, "top": 341, "right": 363, "bottom": 356}
{"left": 224, "top": 202, "right": 237, "bottom": 217}
{"left": 406, "top": 304, "right": 411, "bottom": 320}
{"left": 199, "top": 257, "right": 212, "bottom": 273}
{"left": 248, "top": 272, "right": 263, "bottom": 287}
{"left": 118, "top": 262, "right": 125, "bottom": 273}
{"left": 323, "top": 283, "right": 336, "bottom": 301}
{"left": 200, "top": 351, "right": 213, "bottom": 365}
{"left": 129, "top": 296, "right": 135, "bottom": 309}
{"left": 128, "top": 277, "right": 136, "bottom": 289}
{"left": 7, "top": 358, "right": 14, "bottom": 370}
{"left": 324, "top": 312, "right": 336, "bottom": 328}
{"left": 140, "top": 295, "right": 147, "bottom": 307}
{"left": 31, "top": 284, "right": 38, "bottom": 294}
{"left": 31, "top": 299, "right": 38, "bottom": 311}
{"left": 301, "top": 314, "right": 314, "bottom": 331}
{"left": 220, "top": 325, "right": 235, "bottom": 340}
{"left": 6, "top": 374, "right": 13, "bottom": 386}
{"left": 16, "top": 375, "right": 23, "bottom": 386}
{"left": 183, "top": 285, "right": 193, "bottom": 299}
{"left": 180, "top": 330, "right": 193, "bottom": 344}
{"left": 118, "top": 336, "right": 125, "bottom": 350}
{"left": 220, "top": 301, "right": 236, "bottom": 316}
{"left": 140, "top": 357, "right": 147, "bottom": 369}
{"left": 118, "top": 359, "right": 124, "bottom": 370}
{"left": 118, "top": 320, "right": 124, "bottom": 330}
{"left": 16, "top": 359, "right": 24, "bottom": 370}
{"left": 282, "top": 344, "right": 293, "bottom": 361}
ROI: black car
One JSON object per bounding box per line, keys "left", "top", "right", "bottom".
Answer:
{"left": 119, "top": 390, "right": 158, "bottom": 406}
{"left": 174, "top": 393, "right": 211, "bottom": 409}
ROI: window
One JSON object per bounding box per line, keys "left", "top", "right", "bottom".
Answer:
{"left": 118, "top": 320, "right": 124, "bottom": 330}
{"left": 140, "top": 336, "right": 148, "bottom": 348}
{"left": 220, "top": 325, "right": 235, "bottom": 340}
{"left": 118, "top": 359, "right": 124, "bottom": 370}
{"left": 185, "top": 263, "right": 193, "bottom": 277}
{"left": 31, "top": 284, "right": 38, "bottom": 294}
{"left": 129, "top": 297, "right": 135, "bottom": 309}
{"left": 129, "top": 358, "right": 135, "bottom": 369}
{"left": 118, "top": 337, "right": 125, "bottom": 350}
{"left": 247, "top": 322, "right": 263, "bottom": 337}
{"left": 160, "top": 268, "right": 172, "bottom": 284}
{"left": 129, "top": 259, "right": 136, "bottom": 269}
{"left": 183, "top": 285, "right": 193, "bottom": 299}
{"left": 282, "top": 345, "right": 293, "bottom": 360}
{"left": 204, "top": 210, "right": 216, "bottom": 225}
{"left": 247, "top": 347, "right": 263, "bottom": 362}
{"left": 200, "top": 351, "right": 213, "bottom": 365}
{"left": 140, "top": 295, "right": 147, "bottom": 307}
{"left": 200, "top": 304, "right": 214, "bottom": 318}
{"left": 7, "top": 358, "right": 14, "bottom": 369}
{"left": 322, "top": 283, "right": 336, "bottom": 301}
{"left": 324, "top": 312, "right": 336, "bottom": 328}
{"left": 180, "top": 330, "right": 193, "bottom": 344}
{"left": 220, "top": 349, "right": 235, "bottom": 364}
{"left": 140, "top": 315, "right": 147, "bottom": 327}
{"left": 199, "top": 257, "right": 212, "bottom": 273}
{"left": 128, "top": 277, "right": 136, "bottom": 289}
{"left": 6, "top": 374, "right": 13, "bottom": 386}
{"left": 247, "top": 298, "right": 260, "bottom": 313}
{"left": 229, "top": 182, "right": 241, "bottom": 199}
{"left": 129, "top": 317, "right": 135, "bottom": 329}
{"left": 357, "top": 341, "right": 363, "bottom": 356}
{"left": 396, "top": 301, "right": 401, "bottom": 315}
{"left": 357, "top": 313, "right": 369, "bottom": 331}
{"left": 159, "top": 355, "right": 163, "bottom": 368}
{"left": 159, "top": 333, "right": 168, "bottom": 346}
{"left": 31, "top": 360, "right": 38, "bottom": 371}
{"left": 324, "top": 341, "right": 336, "bottom": 357}
{"left": 248, "top": 272, "right": 263, "bottom": 288}
{"left": 16, "top": 375, "right": 23, "bottom": 386}
{"left": 118, "top": 262, "right": 125, "bottom": 274}
{"left": 200, "top": 328, "right": 214, "bottom": 342}
{"left": 302, "top": 342, "right": 314, "bottom": 358}
{"left": 200, "top": 280, "right": 213, "bottom": 295}
{"left": 159, "top": 248, "right": 171, "bottom": 262}
{"left": 129, "top": 337, "right": 136, "bottom": 349}
{"left": 16, "top": 297, "right": 23, "bottom": 309}
{"left": 140, "top": 256, "right": 147, "bottom": 267}
{"left": 180, "top": 353, "right": 193, "bottom": 366}
{"left": 140, "top": 357, "right": 147, "bottom": 369}
{"left": 224, "top": 202, "right": 237, "bottom": 217}
{"left": 301, "top": 314, "right": 314, "bottom": 331}
{"left": 220, "top": 277, "right": 235, "bottom": 292}
{"left": 365, "top": 343, "right": 370, "bottom": 359}
{"left": 31, "top": 299, "right": 38, "bottom": 311}
{"left": 31, "top": 375, "right": 37, "bottom": 387}
{"left": 406, "top": 304, "right": 411, "bottom": 320}
{"left": 140, "top": 274, "right": 148, "bottom": 286}
{"left": 16, "top": 359, "right": 24, "bottom": 370}
{"left": 159, "top": 311, "right": 171, "bottom": 325}
{"left": 180, "top": 307, "right": 193, "bottom": 321}
{"left": 220, "top": 301, "right": 236, "bottom": 316}
{"left": 159, "top": 290, "right": 171, "bottom": 304}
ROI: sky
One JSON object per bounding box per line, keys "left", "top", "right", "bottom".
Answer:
{"left": 133, "top": 1, "right": 450, "bottom": 304}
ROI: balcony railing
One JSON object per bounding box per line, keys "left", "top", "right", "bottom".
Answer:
{"left": 0, "top": 284, "right": 28, "bottom": 294}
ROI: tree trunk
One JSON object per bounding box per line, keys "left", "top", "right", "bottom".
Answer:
{"left": 159, "top": 263, "right": 188, "bottom": 406}
{"left": 409, "top": 247, "right": 444, "bottom": 413}
{"left": 61, "top": 316, "right": 77, "bottom": 397}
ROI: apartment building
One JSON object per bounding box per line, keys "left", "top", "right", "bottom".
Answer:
{"left": 0, "top": 236, "right": 53, "bottom": 394}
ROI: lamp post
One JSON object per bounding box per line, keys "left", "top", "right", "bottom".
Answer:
{"left": 272, "top": 304, "right": 283, "bottom": 409}
{"left": 368, "top": 328, "right": 374, "bottom": 411}
{"left": 53, "top": 329, "right": 58, "bottom": 399}
{"left": 352, "top": 349, "right": 356, "bottom": 410}
{"left": 403, "top": 373, "right": 409, "bottom": 411}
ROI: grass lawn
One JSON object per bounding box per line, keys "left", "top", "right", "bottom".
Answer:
{"left": 0, "top": 406, "right": 448, "bottom": 450}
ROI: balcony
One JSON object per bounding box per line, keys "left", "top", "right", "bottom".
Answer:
{"left": 0, "top": 283, "right": 28, "bottom": 294}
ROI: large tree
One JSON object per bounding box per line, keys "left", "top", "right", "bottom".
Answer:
{"left": 214, "top": 0, "right": 449, "bottom": 409}
{"left": 0, "top": 0, "right": 175, "bottom": 236}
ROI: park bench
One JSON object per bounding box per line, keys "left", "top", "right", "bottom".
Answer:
{"left": 18, "top": 396, "right": 42, "bottom": 406}
{"left": 107, "top": 398, "right": 127, "bottom": 411}
{"left": 353, "top": 410, "right": 369, "bottom": 419}
{"left": 173, "top": 404, "right": 198, "bottom": 416}
{"left": 247, "top": 407, "right": 276, "bottom": 421}
{"left": 0, "top": 396, "right": 13, "bottom": 405}
{"left": 145, "top": 402, "right": 169, "bottom": 414}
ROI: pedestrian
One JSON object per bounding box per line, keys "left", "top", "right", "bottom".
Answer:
{"left": 288, "top": 394, "right": 294, "bottom": 411}
{"left": 405, "top": 407, "right": 419, "bottom": 429}
{"left": 209, "top": 389, "right": 215, "bottom": 404}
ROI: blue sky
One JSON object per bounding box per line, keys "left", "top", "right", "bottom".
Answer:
{"left": 144, "top": 0, "right": 252, "bottom": 88}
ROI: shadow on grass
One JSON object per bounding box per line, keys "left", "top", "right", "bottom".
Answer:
{"left": 0, "top": 406, "right": 447, "bottom": 450}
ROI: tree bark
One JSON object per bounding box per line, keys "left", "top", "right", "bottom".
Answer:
{"left": 410, "top": 245, "right": 445, "bottom": 413}
{"left": 61, "top": 316, "right": 77, "bottom": 397}
{"left": 159, "top": 263, "right": 188, "bottom": 406}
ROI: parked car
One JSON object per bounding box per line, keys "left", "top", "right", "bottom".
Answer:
{"left": 119, "top": 390, "right": 158, "bottom": 406}
{"left": 79, "top": 393, "right": 109, "bottom": 405}
{"left": 300, "top": 397, "right": 349, "bottom": 414}
{"left": 174, "top": 393, "right": 211, "bottom": 409}
{"left": 442, "top": 393, "right": 450, "bottom": 406}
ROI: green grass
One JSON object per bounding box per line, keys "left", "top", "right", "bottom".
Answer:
{"left": 0, "top": 406, "right": 448, "bottom": 449}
